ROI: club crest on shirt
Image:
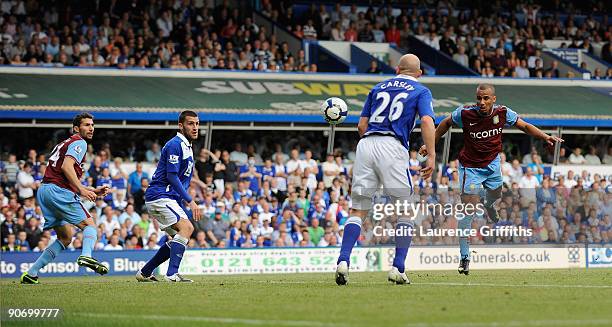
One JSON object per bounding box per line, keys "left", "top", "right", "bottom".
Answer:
{"left": 169, "top": 154, "right": 179, "bottom": 164}
{"left": 493, "top": 115, "right": 499, "bottom": 124}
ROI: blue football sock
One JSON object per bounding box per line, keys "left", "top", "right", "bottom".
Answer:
{"left": 337, "top": 216, "right": 362, "bottom": 265}
{"left": 28, "top": 240, "right": 65, "bottom": 277}
{"left": 166, "top": 235, "right": 188, "bottom": 276}
{"left": 393, "top": 219, "right": 413, "bottom": 273}
{"left": 458, "top": 215, "right": 474, "bottom": 260}
{"left": 140, "top": 242, "right": 171, "bottom": 277}
{"left": 81, "top": 225, "right": 97, "bottom": 258}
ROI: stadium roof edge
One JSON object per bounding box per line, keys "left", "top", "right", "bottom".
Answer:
{"left": 1, "top": 66, "right": 611, "bottom": 87}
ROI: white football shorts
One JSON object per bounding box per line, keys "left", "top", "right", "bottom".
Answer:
{"left": 351, "top": 135, "right": 413, "bottom": 210}
{"left": 145, "top": 198, "right": 188, "bottom": 231}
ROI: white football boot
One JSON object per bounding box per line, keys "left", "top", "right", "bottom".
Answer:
{"left": 387, "top": 267, "right": 410, "bottom": 285}
{"left": 335, "top": 261, "right": 349, "bottom": 285}
{"left": 164, "top": 273, "right": 194, "bottom": 283}
{"left": 135, "top": 270, "right": 159, "bottom": 282}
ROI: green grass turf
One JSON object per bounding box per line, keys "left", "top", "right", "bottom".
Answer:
{"left": 1, "top": 269, "right": 611, "bottom": 327}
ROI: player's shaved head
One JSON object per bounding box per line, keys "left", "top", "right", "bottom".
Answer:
{"left": 396, "top": 54, "right": 422, "bottom": 77}
{"left": 477, "top": 83, "right": 496, "bottom": 95}
{"left": 476, "top": 83, "right": 497, "bottom": 115}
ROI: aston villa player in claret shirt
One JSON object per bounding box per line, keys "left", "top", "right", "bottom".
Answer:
{"left": 419, "top": 84, "right": 564, "bottom": 275}
{"left": 20, "top": 113, "right": 110, "bottom": 284}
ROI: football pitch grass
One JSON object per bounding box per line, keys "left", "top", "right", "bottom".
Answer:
{"left": 2, "top": 269, "right": 611, "bottom": 327}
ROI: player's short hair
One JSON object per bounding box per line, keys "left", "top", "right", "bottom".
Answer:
{"left": 477, "top": 83, "right": 496, "bottom": 94}
{"left": 72, "top": 112, "right": 94, "bottom": 127}
{"left": 179, "top": 110, "right": 198, "bottom": 124}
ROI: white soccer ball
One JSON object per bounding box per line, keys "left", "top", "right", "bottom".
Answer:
{"left": 321, "top": 97, "right": 348, "bottom": 125}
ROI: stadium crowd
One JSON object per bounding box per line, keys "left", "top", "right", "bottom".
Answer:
{"left": 1, "top": 140, "right": 611, "bottom": 252}
{"left": 262, "top": 1, "right": 612, "bottom": 78}
{"left": 1, "top": 1, "right": 610, "bottom": 77}
{"left": 0, "top": 0, "right": 314, "bottom": 72}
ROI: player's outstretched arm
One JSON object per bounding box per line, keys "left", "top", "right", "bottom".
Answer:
{"left": 434, "top": 116, "right": 453, "bottom": 145}
{"left": 514, "top": 118, "right": 564, "bottom": 147}
{"left": 418, "top": 116, "right": 452, "bottom": 157}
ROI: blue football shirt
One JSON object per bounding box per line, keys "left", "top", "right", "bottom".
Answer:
{"left": 145, "top": 133, "right": 194, "bottom": 202}
{"left": 361, "top": 74, "right": 435, "bottom": 150}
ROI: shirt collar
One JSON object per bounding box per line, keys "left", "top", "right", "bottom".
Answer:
{"left": 395, "top": 74, "right": 419, "bottom": 82}
{"left": 176, "top": 132, "right": 191, "bottom": 146}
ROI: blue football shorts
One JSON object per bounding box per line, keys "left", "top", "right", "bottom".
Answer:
{"left": 458, "top": 154, "right": 503, "bottom": 195}
{"left": 37, "top": 183, "right": 91, "bottom": 229}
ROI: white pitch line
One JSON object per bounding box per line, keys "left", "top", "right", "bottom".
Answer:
{"left": 401, "top": 319, "right": 612, "bottom": 327}
{"left": 73, "top": 312, "right": 348, "bottom": 327}
{"left": 71, "top": 313, "right": 611, "bottom": 327}
{"left": 246, "top": 280, "right": 612, "bottom": 289}
{"left": 414, "top": 282, "right": 612, "bottom": 289}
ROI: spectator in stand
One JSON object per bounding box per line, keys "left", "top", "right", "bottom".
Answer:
{"left": 453, "top": 45, "right": 469, "bottom": 67}
{"left": 2, "top": 154, "right": 19, "bottom": 188}
{"left": 439, "top": 31, "right": 457, "bottom": 56}
{"left": 119, "top": 204, "right": 141, "bottom": 226}
{"left": 372, "top": 22, "right": 385, "bottom": 43}
{"left": 322, "top": 153, "right": 341, "bottom": 189}
{"left": 514, "top": 59, "right": 530, "bottom": 78}
{"left": 603, "top": 147, "right": 612, "bottom": 165}
{"left": 545, "top": 61, "right": 560, "bottom": 78}
{"left": 584, "top": 147, "right": 602, "bottom": 165}
{"left": 100, "top": 207, "right": 120, "bottom": 238}
{"left": 145, "top": 143, "right": 161, "bottom": 163}
{"left": 303, "top": 19, "right": 318, "bottom": 41}
{"left": 385, "top": 23, "right": 401, "bottom": 45}
{"left": 16, "top": 162, "right": 37, "bottom": 201}
{"left": 127, "top": 162, "right": 149, "bottom": 196}
{"left": 366, "top": 60, "right": 381, "bottom": 74}
{"left": 230, "top": 143, "right": 248, "bottom": 166}
{"left": 568, "top": 148, "right": 587, "bottom": 164}
{"left": 104, "top": 234, "right": 123, "bottom": 250}
{"left": 358, "top": 22, "right": 374, "bottom": 42}
{"left": 423, "top": 31, "right": 440, "bottom": 50}
{"left": 528, "top": 50, "right": 543, "bottom": 69}
{"left": 490, "top": 48, "right": 507, "bottom": 75}
{"left": 2, "top": 233, "right": 20, "bottom": 251}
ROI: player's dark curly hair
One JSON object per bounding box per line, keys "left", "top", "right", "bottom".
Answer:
{"left": 72, "top": 112, "right": 94, "bottom": 127}
{"left": 179, "top": 110, "right": 198, "bottom": 124}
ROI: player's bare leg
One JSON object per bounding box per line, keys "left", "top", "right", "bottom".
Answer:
{"left": 335, "top": 208, "right": 367, "bottom": 285}
{"left": 484, "top": 187, "right": 502, "bottom": 223}
{"left": 75, "top": 218, "right": 109, "bottom": 275}
{"left": 458, "top": 194, "right": 479, "bottom": 275}
{"left": 164, "top": 219, "right": 194, "bottom": 283}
